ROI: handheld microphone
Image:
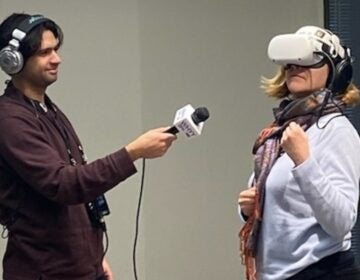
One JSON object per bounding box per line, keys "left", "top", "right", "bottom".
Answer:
{"left": 166, "top": 104, "right": 210, "bottom": 138}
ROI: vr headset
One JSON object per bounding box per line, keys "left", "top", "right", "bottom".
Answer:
{"left": 267, "top": 26, "right": 348, "bottom": 66}
{"left": 268, "top": 34, "right": 325, "bottom": 66}
{"left": 267, "top": 26, "right": 353, "bottom": 93}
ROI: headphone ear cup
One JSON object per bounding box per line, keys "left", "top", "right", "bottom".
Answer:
{"left": 0, "top": 46, "right": 24, "bottom": 75}
{"left": 331, "top": 58, "right": 353, "bottom": 94}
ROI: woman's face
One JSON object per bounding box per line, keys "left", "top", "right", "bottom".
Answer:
{"left": 285, "top": 63, "right": 329, "bottom": 98}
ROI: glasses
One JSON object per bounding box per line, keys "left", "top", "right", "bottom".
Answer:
{"left": 284, "top": 59, "right": 327, "bottom": 70}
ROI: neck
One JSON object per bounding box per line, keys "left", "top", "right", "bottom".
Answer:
{"left": 11, "top": 78, "right": 46, "bottom": 103}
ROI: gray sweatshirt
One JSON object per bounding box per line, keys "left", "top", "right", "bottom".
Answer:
{"left": 242, "top": 113, "right": 360, "bottom": 280}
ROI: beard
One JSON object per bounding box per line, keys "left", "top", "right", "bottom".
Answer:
{"left": 31, "top": 71, "right": 59, "bottom": 89}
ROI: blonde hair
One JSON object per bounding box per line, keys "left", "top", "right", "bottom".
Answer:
{"left": 261, "top": 66, "right": 360, "bottom": 106}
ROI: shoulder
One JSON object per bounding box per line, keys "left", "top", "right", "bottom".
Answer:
{"left": 308, "top": 113, "right": 360, "bottom": 152}
{"left": 309, "top": 113, "right": 358, "bottom": 136}
{"left": 0, "top": 96, "right": 41, "bottom": 136}
{"left": 0, "top": 95, "right": 36, "bottom": 120}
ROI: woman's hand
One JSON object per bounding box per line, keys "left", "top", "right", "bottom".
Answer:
{"left": 238, "top": 187, "right": 256, "bottom": 217}
{"left": 281, "top": 122, "right": 310, "bottom": 166}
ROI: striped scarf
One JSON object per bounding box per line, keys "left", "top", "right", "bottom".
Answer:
{"left": 239, "top": 90, "right": 344, "bottom": 280}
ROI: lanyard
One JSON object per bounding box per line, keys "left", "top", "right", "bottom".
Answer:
{"left": 32, "top": 100, "right": 87, "bottom": 166}
{"left": 32, "top": 100, "right": 110, "bottom": 230}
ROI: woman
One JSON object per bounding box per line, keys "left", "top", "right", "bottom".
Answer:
{"left": 238, "top": 26, "right": 360, "bottom": 280}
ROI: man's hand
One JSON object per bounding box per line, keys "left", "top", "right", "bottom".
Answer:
{"left": 102, "top": 258, "right": 114, "bottom": 280}
{"left": 125, "top": 127, "right": 177, "bottom": 161}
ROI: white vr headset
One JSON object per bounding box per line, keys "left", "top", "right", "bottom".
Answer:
{"left": 267, "top": 26, "right": 348, "bottom": 67}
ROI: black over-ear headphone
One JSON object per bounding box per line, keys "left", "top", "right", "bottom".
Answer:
{"left": 0, "top": 15, "right": 50, "bottom": 75}
{"left": 322, "top": 40, "right": 353, "bottom": 95}
{"left": 330, "top": 46, "right": 353, "bottom": 94}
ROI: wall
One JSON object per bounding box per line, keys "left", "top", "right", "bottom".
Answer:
{"left": 0, "top": 1, "right": 323, "bottom": 279}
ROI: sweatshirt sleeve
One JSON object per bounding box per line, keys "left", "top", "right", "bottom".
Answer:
{"left": 292, "top": 120, "right": 360, "bottom": 239}
{"left": 0, "top": 114, "right": 137, "bottom": 205}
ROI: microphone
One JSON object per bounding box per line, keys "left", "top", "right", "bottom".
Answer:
{"left": 166, "top": 104, "right": 210, "bottom": 138}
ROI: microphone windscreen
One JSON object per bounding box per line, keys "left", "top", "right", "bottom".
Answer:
{"left": 191, "top": 107, "right": 209, "bottom": 125}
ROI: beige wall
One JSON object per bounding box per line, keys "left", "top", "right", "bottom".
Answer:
{"left": 0, "top": 1, "right": 323, "bottom": 279}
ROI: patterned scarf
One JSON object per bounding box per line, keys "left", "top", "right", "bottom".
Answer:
{"left": 239, "top": 90, "right": 345, "bottom": 280}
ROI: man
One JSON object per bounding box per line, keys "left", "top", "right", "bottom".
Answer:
{"left": 0, "top": 13, "right": 176, "bottom": 280}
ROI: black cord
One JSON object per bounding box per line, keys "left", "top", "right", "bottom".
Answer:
{"left": 101, "top": 226, "right": 109, "bottom": 263}
{"left": 133, "top": 158, "right": 146, "bottom": 280}
{"left": 1, "top": 226, "right": 8, "bottom": 239}
{"left": 315, "top": 89, "right": 345, "bottom": 129}
{"left": 312, "top": 51, "right": 343, "bottom": 130}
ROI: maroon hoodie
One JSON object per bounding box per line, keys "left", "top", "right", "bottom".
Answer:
{"left": 0, "top": 82, "right": 137, "bottom": 279}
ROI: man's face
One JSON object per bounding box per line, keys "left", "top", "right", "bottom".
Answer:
{"left": 20, "top": 30, "right": 61, "bottom": 88}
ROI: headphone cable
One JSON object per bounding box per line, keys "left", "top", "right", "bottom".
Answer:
{"left": 133, "top": 158, "right": 146, "bottom": 280}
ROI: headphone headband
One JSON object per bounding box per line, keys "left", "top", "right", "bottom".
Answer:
{"left": 16, "top": 15, "right": 50, "bottom": 36}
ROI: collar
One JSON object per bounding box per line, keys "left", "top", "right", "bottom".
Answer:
{"left": 3, "top": 81, "right": 57, "bottom": 114}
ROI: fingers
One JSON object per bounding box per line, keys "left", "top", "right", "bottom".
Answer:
{"left": 239, "top": 197, "right": 255, "bottom": 207}
{"left": 283, "top": 122, "right": 303, "bottom": 136}
{"left": 126, "top": 127, "right": 177, "bottom": 161}
{"left": 282, "top": 122, "right": 297, "bottom": 139}
{"left": 238, "top": 188, "right": 256, "bottom": 216}
{"left": 238, "top": 188, "right": 255, "bottom": 204}
{"left": 152, "top": 126, "right": 172, "bottom": 133}
{"left": 151, "top": 137, "right": 174, "bottom": 157}
{"left": 281, "top": 122, "right": 305, "bottom": 145}
{"left": 281, "top": 122, "right": 310, "bottom": 165}
{"left": 239, "top": 187, "right": 256, "bottom": 199}
{"left": 150, "top": 127, "right": 177, "bottom": 141}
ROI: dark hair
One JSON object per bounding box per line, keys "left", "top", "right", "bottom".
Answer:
{"left": 0, "top": 13, "right": 63, "bottom": 65}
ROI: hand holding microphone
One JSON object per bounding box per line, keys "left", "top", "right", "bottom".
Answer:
{"left": 125, "top": 104, "right": 209, "bottom": 161}
{"left": 126, "top": 127, "right": 177, "bottom": 161}
{"left": 165, "top": 104, "right": 210, "bottom": 137}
